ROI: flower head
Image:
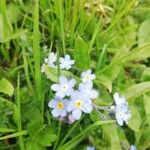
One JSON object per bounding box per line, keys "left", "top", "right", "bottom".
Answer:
{"left": 86, "top": 146, "right": 95, "bottom": 150}
{"left": 115, "top": 104, "right": 131, "bottom": 126}
{"left": 113, "top": 92, "right": 127, "bottom": 106}
{"left": 45, "top": 52, "right": 57, "bottom": 68}
{"left": 67, "top": 91, "right": 93, "bottom": 120}
{"left": 79, "top": 82, "right": 99, "bottom": 99}
{"left": 130, "top": 145, "right": 137, "bottom": 150}
{"left": 51, "top": 75, "right": 76, "bottom": 98}
{"left": 81, "top": 69, "right": 96, "bottom": 83}
{"left": 60, "top": 55, "right": 75, "bottom": 70}
{"left": 48, "top": 97, "right": 68, "bottom": 117}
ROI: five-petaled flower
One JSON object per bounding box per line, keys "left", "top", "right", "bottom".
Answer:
{"left": 51, "top": 75, "right": 76, "bottom": 98}
{"left": 60, "top": 55, "right": 75, "bottom": 70}
{"left": 81, "top": 69, "right": 96, "bottom": 83}
{"left": 48, "top": 97, "right": 68, "bottom": 117}
{"left": 79, "top": 82, "right": 99, "bottom": 99}
{"left": 67, "top": 91, "right": 93, "bottom": 120}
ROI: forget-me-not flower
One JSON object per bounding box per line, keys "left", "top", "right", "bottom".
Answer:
{"left": 51, "top": 75, "right": 76, "bottom": 98}
{"left": 113, "top": 93, "right": 131, "bottom": 126}
{"left": 67, "top": 91, "right": 93, "bottom": 120}
{"left": 79, "top": 82, "right": 99, "bottom": 99}
{"left": 86, "top": 146, "right": 95, "bottom": 150}
{"left": 45, "top": 52, "right": 57, "bottom": 68}
{"left": 48, "top": 97, "right": 68, "bottom": 117}
{"left": 130, "top": 145, "right": 137, "bottom": 150}
{"left": 113, "top": 92, "right": 127, "bottom": 106}
{"left": 81, "top": 69, "right": 96, "bottom": 83}
{"left": 60, "top": 55, "right": 75, "bottom": 70}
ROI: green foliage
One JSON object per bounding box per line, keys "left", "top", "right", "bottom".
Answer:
{"left": 0, "top": 0, "right": 150, "bottom": 150}
{"left": 0, "top": 78, "right": 14, "bottom": 96}
{"left": 74, "top": 36, "right": 91, "bottom": 71}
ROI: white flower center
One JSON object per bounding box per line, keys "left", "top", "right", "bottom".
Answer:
{"left": 61, "top": 85, "right": 68, "bottom": 92}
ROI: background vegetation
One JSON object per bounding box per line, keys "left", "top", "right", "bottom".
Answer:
{"left": 0, "top": 0, "right": 150, "bottom": 149}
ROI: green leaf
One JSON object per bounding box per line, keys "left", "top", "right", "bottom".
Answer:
{"left": 141, "top": 68, "right": 150, "bottom": 82}
{"left": 143, "top": 94, "right": 150, "bottom": 126}
{"left": 0, "top": 78, "right": 14, "bottom": 96}
{"left": 26, "top": 138, "right": 43, "bottom": 150}
{"left": 27, "top": 119, "right": 43, "bottom": 136}
{"left": 38, "top": 127, "right": 57, "bottom": 146}
{"left": 128, "top": 105, "right": 142, "bottom": 132}
{"left": 102, "top": 124, "right": 121, "bottom": 150}
{"left": 122, "top": 81, "right": 150, "bottom": 99}
{"left": 0, "top": 29, "right": 28, "bottom": 43}
{"left": 138, "top": 19, "right": 150, "bottom": 47}
{"left": 0, "top": 128, "right": 15, "bottom": 133}
{"left": 44, "top": 65, "right": 80, "bottom": 83}
{"left": 59, "top": 120, "right": 115, "bottom": 150}
{"left": 96, "top": 66, "right": 121, "bottom": 92}
{"left": 74, "top": 36, "right": 90, "bottom": 70}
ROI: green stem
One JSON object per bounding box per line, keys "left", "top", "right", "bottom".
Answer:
{"left": 53, "top": 121, "right": 62, "bottom": 150}
{"left": 0, "top": 131, "right": 27, "bottom": 140}
{"left": 17, "top": 73, "right": 25, "bottom": 150}
{"left": 58, "top": 120, "right": 81, "bottom": 147}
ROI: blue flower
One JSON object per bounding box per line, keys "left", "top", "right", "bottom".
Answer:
{"left": 81, "top": 69, "right": 96, "bottom": 83}
{"left": 67, "top": 91, "right": 93, "bottom": 120}
{"left": 79, "top": 82, "right": 99, "bottom": 99}
{"left": 113, "top": 92, "right": 127, "bottom": 106}
{"left": 113, "top": 93, "right": 131, "bottom": 126}
{"left": 48, "top": 97, "right": 68, "bottom": 117}
{"left": 86, "top": 146, "right": 95, "bottom": 150}
{"left": 130, "top": 145, "right": 137, "bottom": 150}
{"left": 60, "top": 55, "right": 75, "bottom": 70}
{"left": 51, "top": 75, "right": 76, "bottom": 98}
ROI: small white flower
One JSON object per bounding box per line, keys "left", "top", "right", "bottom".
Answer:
{"left": 51, "top": 75, "right": 76, "bottom": 98}
{"left": 130, "top": 145, "right": 137, "bottom": 150}
{"left": 81, "top": 69, "right": 96, "bottom": 83}
{"left": 79, "top": 82, "right": 99, "bottom": 99}
{"left": 45, "top": 52, "right": 57, "bottom": 68}
{"left": 115, "top": 105, "right": 131, "bottom": 126}
{"left": 86, "top": 146, "right": 95, "bottom": 150}
{"left": 60, "top": 55, "right": 75, "bottom": 70}
{"left": 113, "top": 92, "right": 127, "bottom": 106}
{"left": 48, "top": 97, "right": 68, "bottom": 117}
{"left": 113, "top": 93, "right": 131, "bottom": 126}
{"left": 67, "top": 91, "right": 93, "bottom": 120}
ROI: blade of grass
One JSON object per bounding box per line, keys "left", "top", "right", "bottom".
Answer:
{"left": 0, "top": 131, "right": 27, "bottom": 140}
{"left": 16, "top": 73, "right": 25, "bottom": 150}
{"left": 33, "top": 0, "right": 44, "bottom": 119}
{"left": 59, "top": 120, "right": 115, "bottom": 150}
{"left": 22, "top": 47, "right": 33, "bottom": 93}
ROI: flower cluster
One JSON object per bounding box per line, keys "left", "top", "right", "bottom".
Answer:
{"left": 113, "top": 92, "right": 131, "bottom": 126}
{"left": 42, "top": 52, "right": 131, "bottom": 126}
{"left": 42, "top": 52, "right": 74, "bottom": 72}
{"left": 47, "top": 57, "right": 99, "bottom": 123}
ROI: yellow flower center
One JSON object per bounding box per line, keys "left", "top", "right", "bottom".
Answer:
{"left": 85, "top": 75, "right": 90, "bottom": 80}
{"left": 57, "top": 102, "right": 64, "bottom": 109}
{"left": 75, "top": 100, "right": 83, "bottom": 108}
